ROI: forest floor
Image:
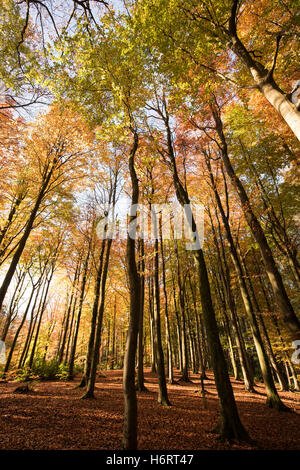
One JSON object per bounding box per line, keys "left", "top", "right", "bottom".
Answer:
{"left": 0, "top": 368, "right": 299, "bottom": 450}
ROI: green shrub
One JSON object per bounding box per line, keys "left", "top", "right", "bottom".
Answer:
{"left": 16, "top": 366, "right": 37, "bottom": 382}
{"left": 31, "top": 357, "right": 59, "bottom": 379}
{"left": 16, "top": 356, "right": 71, "bottom": 381}
{"left": 56, "top": 363, "right": 69, "bottom": 380}
{"left": 12, "top": 355, "right": 84, "bottom": 381}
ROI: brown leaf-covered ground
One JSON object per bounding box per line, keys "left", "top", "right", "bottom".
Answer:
{"left": 0, "top": 368, "right": 299, "bottom": 450}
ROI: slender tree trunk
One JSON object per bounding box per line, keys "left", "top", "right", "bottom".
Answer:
{"left": 161, "top": 103, "right": 249, "bottom": 440}
{"left": 152, "top": 215, "right": 170, "bottom": 404}
{"left": 82, "top": 170, "right": 117, "bottom": 397}
{"left": 148, "top": 274, "right": 157, "bottom": 372}
{"left": 240, "top": 252, "right": 289, "bottom": 392}
{"left": 211, "top": 105, "right": 300, "bottom": 338}
{"left": 2, "top": 284, "right": 36, "bottom": 376}
{"left": 68, "top": 243, "right": 91, "bottom": 380}
{"left": 0, "top": 190, "right": 25, "bottom": 249}
{"left": 160, "top": 221, "right": 174, "bottom": 384}
{"left": 78, "top": 238, "right": 106, "bottom": 388}
{"left": 59, "top": 260, "right": 81, "bottom": 363}
{"left": 172, "top": 273, "right": 183, "bottom": 372}
{"left": 82, "top": 237, "right": 113, "bottom": 398}
{"left": 209, "top": 208, "right": 255, "bottom": 390}
{"left": 110, "top": 296, "right": 117, "bottom": 369}
{"left": 28, "top": 266, "right": 54, "bottom": 369}
{"left": 106, "top": 320, "right": 110, "bottom": 369}
{"left": 186, "top": 302, "right": 198, "bottom": 374}
{"left": 56, "top": 294, "right": 69, "bottom": 360}
{"left": 194, "top": 246, "right": 249, "bottom": 439}
{"left": 1, "top": 267, "right": 27, "bottom": 342}
{"left": 222, "top": 314, "right": 239, "bottom": 380}
{"left": 258, "top": 271, "right": 291, "bottom": 390}
{"left": 272, "top": 316, "right": 300, "bottom": 392}
{"left": 18, "top": 293, "right": 40, "bottom": 369}
{"left": 0, "top": 168, "right": 54, "bottom": 312}
{"left": 137, "top": 239, "right": 146, "bottom": 391}
{"left": 64, "top": 291, "right": 78, "bottom": 366}
{"left": 189, "top": 276, "right": 207, "bottom": 380}
{"left": 0, "top": 187, "right": 27, "bottom": 265}
{"left": 206, "top": 159, "right": 288, "bottom": 410}
{"left": 173, "top": 238, "right": 190, "bottom": 382}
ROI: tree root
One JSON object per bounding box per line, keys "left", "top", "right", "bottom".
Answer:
{"left": 135, "top": 384, "right": 148, "bottom": 392}
{"left": 13, "top": 384, "right": 31, "bottom": 394}
{"left": 158, "top": 399, "right": 172, "bottom": 407}
{"left": 80, "top": 391, "right": 95, "bottom": 399}
{"left": 209, "top": 419, "right": 251, "bottom": 444}
{"left": 266, "top": 397, "right": 291, "bottom": 412}
{"left": 177, "top": 376, "right": 192, "bottom": 384}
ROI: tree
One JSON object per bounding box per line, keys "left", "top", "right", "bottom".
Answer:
{"left": 149, "top": 92, "right": 249, "bottom": 441}
{"left": 133, "top": 0, "right": 300, "bottom": 140}
{"left": 210, "top": 99, "right": 299, "bottom": 338}
{"left": 0, "top": 105, "right": 94, "bottom": 313}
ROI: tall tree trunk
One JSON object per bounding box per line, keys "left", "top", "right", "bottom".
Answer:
{"left": 209, "top": 208, "right": 255, "bottom": 391}
{"left": 171, "top": 273, "right": 183, "bottom": 372}
{"left": 148, "top": 274, "right": 157, "bottom": 372}
{"left": 272, "top": 316, "right": 300, "bottom": 392}
{"left": 58, "top": 259, "right": 81, "bottom": 364}
{"left": 81, "top": 238, "right": 113, "bottom": 398}
{"left": 239, "top": 138, "right": 300, "bottom": 287}
{"left": 2, "top": 284, "right": 36, "bottom": 376}
{"left": 173, "top": 238, "right": 190, "bottom": 382}
{"left": 211, "top": 105, "right": 300, "bottom": 338}
{"left": 240, "top": 251, "right": 289, "bottom": 392}
{"left": 152, "top": 213, "right": 170, "bottom": 404}
{"left": 110, "top": 295, "right": 117, "bottom": 370}
{"left": 18, "top": 290, "right": 42, "bottom": 369}
{"left": 206, "top": 158, "right": 288, "bottom": 410}
{"left": 1, "top": 267, "right": 27, "bottom": 342}
{"left": 78, "top": 238, "right": 106, "bottom": 388}
{"left": 161, "top": 102, "right": 249, "bottom": 440}
{"left": 0, "top": 189, "right": 25, "bottom": 249}
{"left": 106, "top": 319, "right": 110, "bottom": 369}
{"left": 28, "top": 266, "right": 54, "bottom": 369}
{"left": 0, "top": 167, "right": 54, "bottom": 312}
{"left": 189, "top": 275, "right": 207, "bottom": 380}
{"left": 68, "top": 243, "right": 91, "bottom": 380}
{"left": 137, "top": 239, "right": 146, "bottom": 391}
{"left": 64, "top": 291, "right": 78, "bottom": 366}
{"left": 122, "top": 128, "right": 141, "bottom": 450}
{"left": 82, "top": 170, "right": 117, "bottom": 397}
{"left": 160, "top": 221, "right": 174, "bottom": 384}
